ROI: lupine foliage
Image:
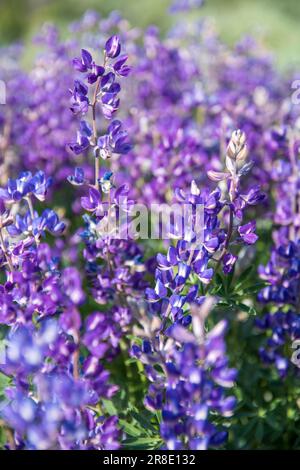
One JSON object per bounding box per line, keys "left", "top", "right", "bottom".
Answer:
{"left": 0, "top": 4, "right": 300, "bottom": 450}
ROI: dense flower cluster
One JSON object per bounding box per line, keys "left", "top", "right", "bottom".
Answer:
{"left": 68, "top": 36, "right": 130, "bottom": 158}
{"left": 146, "top": 130, "right": 263, "bottom": 325}
{"left": 132, "top": 299, "right": 237, "bottom": 450}
{"left": 0, "top": 26, "right": 78, "bottom": 184}
{"left": 2, "top": 321, "right": 119, "bottom": 449}
{"left": 0, "top": 10, "right": 292, "bottom": 205}
{"left": 67, "top": 38, "right": 146, "bottom": 357}
{"left": 0, "top": 143, "right": 120, "bottom": 449}
{"left": 256, "top": 135, "right": 300, "bottom": 378}
{"left": 132, "top": 129, "right": 264, "bottom": 448}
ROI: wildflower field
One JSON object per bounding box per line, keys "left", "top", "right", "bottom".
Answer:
{"left": 0, "top": 0, "right": 300, "bottom": 451}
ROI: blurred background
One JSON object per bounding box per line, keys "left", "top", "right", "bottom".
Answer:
{"left": 0, "top": 0, "right": 299, "bottom": 70}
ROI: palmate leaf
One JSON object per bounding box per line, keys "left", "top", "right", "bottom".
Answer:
{"left": 103, "top": 391, "right": 161, "bottom": 447}
{"left": 119, "top": 401, "right": 161, "bottom": 446}
{"left": 120, "top": 414, "right": 162, "bottom": 449}
{"left": 130, "top": 410, "right": 157, "bottom": 434}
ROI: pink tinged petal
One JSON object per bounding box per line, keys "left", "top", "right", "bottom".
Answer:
{"left": 168, "top": 324, "right": 194, "bottom": 343}
{"left": 243, "top": 232, "right": 258, "bottom": 244}
{"left": 207, "top": 170, "right": 229, "bottom": 182}
{"left": 238, "top": 220, "right": 256, "bottom": 235}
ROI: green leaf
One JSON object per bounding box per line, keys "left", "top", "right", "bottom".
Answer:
{"left": 102, "top": 399, "right": 118, "bottom": 416}
{"left": 239, "top": 266, "right": 254, "bottom": 283}
{"left": 242, "top": 282, "right": 270, "bottom": 294}
{"left": 236, "top": 303, "right": 257, "bottom": 315}
{"left": 130, "top": 411, "right": 156, "bottom": 434}
{"left": 123, "top": 436, "right": 163, "bottom": 450}
{"left": 255, "top": 420, "right": 264, "bottom": 442}
{"left": 209, "top": 283, "right": 223, "bottom": 295}
{"left": 214, "top": 273, "right": 225, "bottom": 295}
{"left": 0, "top": 372, "right": 10, "bottom": 401}
{"left": 234, "top": 266, "right": 254, "bottom": 291}
{"left": 119, "top": 420, "right": 143, "bottom": 437}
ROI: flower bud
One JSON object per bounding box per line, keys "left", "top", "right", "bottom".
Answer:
{"left": 105, "top": 36, "right": 121, "bottom": 59}
{"left": 226, "top": 130, "right": 248, "bottom": 162}
{"left": 207, "top": 170, "right": 229, "bottom": 182}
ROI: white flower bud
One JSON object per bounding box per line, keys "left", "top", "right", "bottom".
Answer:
{"left": 226, "top": 129, "right": 248, "bottom": 163}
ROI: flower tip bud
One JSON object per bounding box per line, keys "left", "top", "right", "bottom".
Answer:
{"left": 226, "top": 129, "right": 248, "bottom": 162}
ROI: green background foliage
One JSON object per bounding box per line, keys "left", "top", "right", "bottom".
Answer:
{"left": 0, "top": 0, "right": 300, "bottom": 69}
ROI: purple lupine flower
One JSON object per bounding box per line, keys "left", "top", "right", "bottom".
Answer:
{"left": 242, "top": 185, "right": 266, "bottom": 206}
{"left": 87, "top": 63, "right": 105, "bottom": 85}
{"left": 81, "top": 187, "right": 102, "bottom": 213}
{"left": 68, "top": 37, "right": 130, "bottom": 162}
{"left": 137, "top": 128, "right": 264, "bottom": 449}
{"left": 67, "top": 167, "right": 85, "bottom": 186}
{"left": 72, "top": 48, "right": 93, "bottom": 72}
{"left": 7, "top": 211, "right": 35, "bottom": 237}
{"left": 68, "top": 133, "right": 90, "bottom": 155}
{"left": 97, "top": 120, "right": 132, "bottom": 159}
{"left": 41, "top": 210, "right": 66, "bottom": 235}
{"left": 101, "top": 89, "right": 120, "bottom": 120}
{"left": 61, "top": 267, "right": 85, "bottom": 305}
{"left": 70, "top": 80, "right": 89, "bottom": 115}
{"left": 222, "top": 252, "right": 238, "bottom": 274}
{"left": 146, "top": 137, "right": 262, "bottom": 325}
{"left": 16, "top": 209, "right": 65, "bottom": 239}
{"left": 255, "top": 130, "right": 300, "bottom": 379}
{"left": 82, "top": 312, "right": 110, "bottom": 358}
{"left": 29, "top": 171, "right": 53, "bottom": 202}
{"left": 0, "top": 30, "right": 139, "bottom": 451}
{"left": 170, "top": 0, "right": 205, "bottom": 13}
{"left": 105, "top": 36, "right": 121, "bottom": 59}
{"left": 0, "top": 172, "right": 33, "bottom": 202}
{"left": 2, "top": 374, "right": 93, "bottom": 449}
{"left": 258, "top": 240, "right": 300, "bottom": 305}
{"left": 72, "top": 48, "right": 105, "bottom": 83}
{"left": 132, "top": 300, "right": 237, "bottom": 450}
{"left": 3, "top": 320, "right": 59, "bottom": 374}
{"left": 0, "top": 236, "right": 120, "bottom": 449}
{"left": 113, "top": 55, "right": 131, "bottom": 77}
{"left": 0, "top": 171, "right": 52, "bottom": 203}
{"left": 7, "top": 207, "right": 64, "bottom": 240}
{"left": 238, "top": 221, "right": 258, "bottom": 245}
{"left": 256, "top": 310, "right": 300, "bottom": 378}
{"left": 68, "top": 120, "right": 92, "bottom": 155}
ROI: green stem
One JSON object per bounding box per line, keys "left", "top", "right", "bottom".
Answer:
{"left": 91, "top": 53, "right": 107, "bottom": 189}
{"left": 0, "top": 228, "right": 13, "bottom": 272}
{"left": 216, "top": 205, "right": 234, "bottom": 269}
{"left": 26, "top": 195, "right": 35, "bottom": 219}
{"left": 0, "top": 420, "right": 15, "bottom": 450}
